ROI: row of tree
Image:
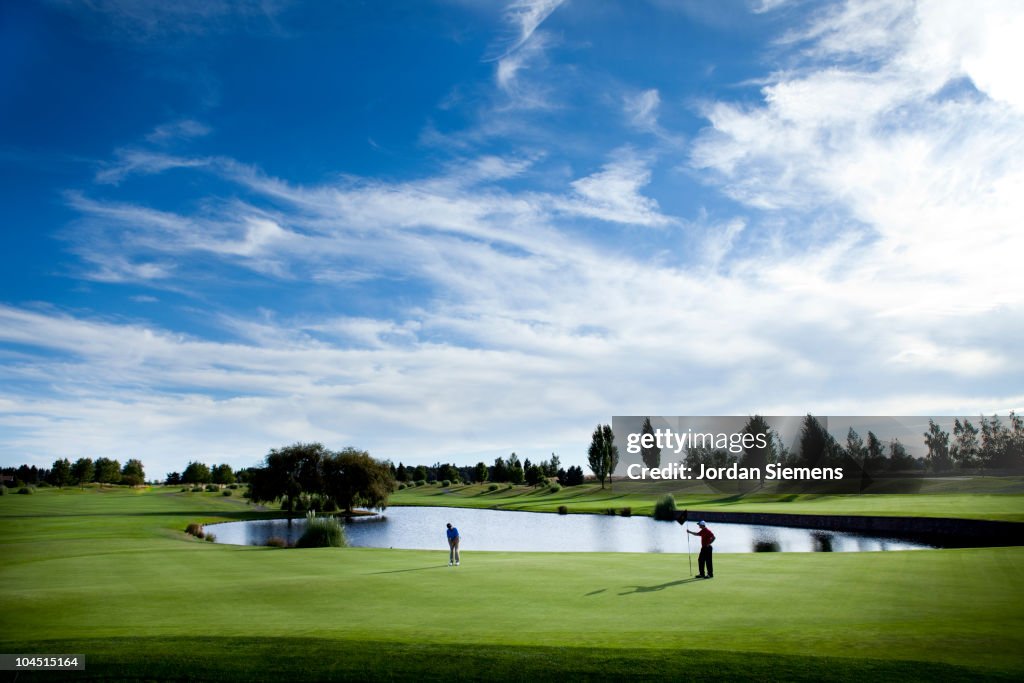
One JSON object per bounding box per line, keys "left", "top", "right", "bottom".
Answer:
{"left": 45, "top": 457, "right": 146, "bottom": 487}
{"left": 392, "top": 453, "right": 571, "bottom": 486}
{"left": 166, "top": 462, "right": 240, "bottom": 486}
{"left": 635, "top": 413, "right": 1024, "bottom": 474}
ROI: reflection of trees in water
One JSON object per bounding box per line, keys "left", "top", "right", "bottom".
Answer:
{"left": 811, "top": 532, "right": 834, "bottom": 552}
{"left": 753, "top": 540, "right": 781, "bottom": 552}
{"left": 752, "top": 530, "right": 781, "bottom": 552}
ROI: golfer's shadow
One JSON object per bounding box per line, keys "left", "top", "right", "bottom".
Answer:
{"left": 617, "top": 578, "right": 702, "bottom": 595}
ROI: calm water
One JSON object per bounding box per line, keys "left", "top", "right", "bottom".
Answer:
{"left": 209, "top": 506, "right": 938, "bottom": 553}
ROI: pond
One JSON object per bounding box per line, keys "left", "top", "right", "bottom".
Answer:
{"left": 209, "top": 506, "right": 939, "bottom": 553}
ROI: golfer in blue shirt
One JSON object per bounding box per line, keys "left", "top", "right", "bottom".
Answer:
{"left": 446, "top": 522, "right": 460, "bottom": 566}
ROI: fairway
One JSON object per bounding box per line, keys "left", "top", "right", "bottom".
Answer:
{"left": 2, "top": 488, "right": 1023, "bottom": 681}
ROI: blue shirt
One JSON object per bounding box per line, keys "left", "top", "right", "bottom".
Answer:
{"left": 446, "top": 527, "right": 459, "bottom": 540}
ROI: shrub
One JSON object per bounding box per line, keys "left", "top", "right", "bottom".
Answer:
{"left": 415, "top": 480, "right": 426, "bottom": 487}
{"left": 222, "top": 490, "right": 232, "bottom": 496}
{"left": 548, "top": 483, "right": 561, "bottom": 493}
{"left": 227, "top": 483, "right": 239, "bottom": 489}
{"left": 37, "top": 482, "right": 52, "bottom": 488}
{"left": 265, "top": 537, "right": 288, "bottom": 548}
{"left": 205, "top": 484, "right": 219, "bottom": 492}
{"left": 17, "top": 487, "right": 32, "bottom": 495}
{"left": 487, "top": 483, "right": 499, "bottom": 491}
{"left": 185, "top": 523, "right": 205, "bottom": 538}
{"left": 604, "top": 508, "right": 616, "bottom": 515}
{"left": 506, "top": 484, "right": 513, "bottom": 490}
{"left": 653, "top": 494, "right": 678, "bottom": 521}
{"left": 441, "top": 479, "right": 451, "bottom": 487}
{"left": 0, "top": 485, "right": 5, "bottom": 496}
{"left": 180, "top": 487, "right": 189, "bottom": 492}
{"left": 191, "top": 487, "right": 203, "bottom": 493}
{"left": 323, "top": 498, "right": 338, "bottom": 512}
{"left": 296, "top": 515, "right": 347, "bottom": 548}
{"left": 398, "top": 483, "right": 407, "bottom": 490}
{"left": 619, "top": 507, "right": 632, "bottom": 517}
{"left": 557, "top": 505, "right": 568, "bottom": 515}
{"left": 204, "top": 533, "right": 217, "bottom": 543}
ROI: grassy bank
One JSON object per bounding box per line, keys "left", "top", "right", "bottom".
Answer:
{"left": 2, "top": 487, "right": 1023, "bottom": 681}
{"left": 391, "top": 478, "right": 1024, "bottom": 521}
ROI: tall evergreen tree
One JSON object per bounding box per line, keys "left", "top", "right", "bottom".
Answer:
{"left": 640, "top": 417, "right": 661, "bottom": 469}
{"left": 587, "top": 424, "right": 619, "bottom": 488}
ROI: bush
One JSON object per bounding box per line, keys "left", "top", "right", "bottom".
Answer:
{"left": 222, "top": 490, "right": 232, "bottom": 496}
{"left": 227, "top": 483, "right": 240, "bottom": 489}
{"left": 557, "top": 505, "right": 568, "bottom": 515}
{"left": 653, "top": 494, "right": 678, "bottom": 521}
{"left": 506, "top": 484, "right": 513, "bottom": 490}
{"left": 323, "top": 498, "right": 338, "bottom": 512}
{"left": 184, "top": 523, "right": 205, "bottom": 539}
{"left": 180, "top": 487, "right": 189, "bottom": 492}
{"left": 296, "top": 515, "right": 347, "bottom": 548}
{"left": 487, "top": 483, "right": 499, "bottom": 491}
{"left": 548, "top": 483, "right": 561, "bottom": 493}
{"left": 265, "top": 537, "right": 288, "bottom": 548}
{"left": 415, "top": 480, "right": 426, "bottom": 487}
{"left": 37, "top": 482, "right": 52, "bottom": 488}
{"left": 204, "top": 533, "right": 217, "bottom": 543}
{"left": 441, "top": 479, "right": 451, "bottom": 487}
{"left": 205, "top": 484, "right": 219, "bottom": 492}
{"left": 17, "top": 487, "right": 32, "bottom": 495}
{"left": 619, "top": 507, "right": 632, "bottom": 517}
{"left": 0, "top": 485, "right": 5, "bottom": 496}
{"left": 604, "top": 508, "right": 616, "bottom": 515}
{"left": 191, "top": 487, "right": 203, "bottom": 493}
{"left": 398, "top": 483, "right": 407, "bottom": 490}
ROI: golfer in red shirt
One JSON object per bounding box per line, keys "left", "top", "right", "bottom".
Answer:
{"left": 687, "top": 521, "right": 716, "bottom": 578}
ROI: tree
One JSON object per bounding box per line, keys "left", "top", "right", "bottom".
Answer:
{"left": 797, "top": 415, "right": 839, "bottom": 467}
{"left": 473, "top": 462, "right": 489, "bottom": 484}
{"left": 166, "top": 471, "right": 182, "bottom": 485}
{"left": 845, "top": 428, "right": 865, "bottom": 464}
{"left": 247, "top": 443, "right": 328, "bottom": 514}
{"left": 546, "top": 453, "right": 561, "bottom": 477}
{"left": 71, "top": 458, "right": 95, "bottom": 488}
{"left": 437, "top": 463, "right": 460, "bottom": 484}
{"left": 587, "top": 424, "right": 619, "bottom": 489}
{"left": 491, "top": 457, "right": 509, "bottom": 483}
{"left": 741, "top": 415, "right": 772, "bottom": 480}
{"left": 525, "top": 462, "right": 544, "bottom": 486}
{"left": 395, "top": 463, "right": 409, "bottom": 482}
{"left": 322, "top": 448, "right": 396, "bottom": 512}
{"left": 50, "top": 458, "right": 72, "bottom": 488}
{"left": 640, "top": 417, "right": 661, "bottom": 469}
{"left": 951, "top": 418, "right": 979, "bottom": 469}
{"left": 507, "top": 453, "right": 525, "bottom": 485}
{"left": 865, "top": 431, "right": 886, "bottom": 472}
{"left": 121, "top": 459, "right": 145, "bottom": 486}
{"left": 211, "top": 463, "right": 236, "bottom": 486}
{"left": 888, "top": 439, "right": 915, "bottom": 471}
{"left": 412, "top": 465, "right": 429, "bottom": 482}
{"left": 923, "top": 420, "right": 953, "bottom": 472}
{"left": 182, "top": 461, "right": 212, "bottom": 485}
{"left": 93, "top": 457, "right": 122, "bottom": 486}
{"left": 566, "top": 465, "right": 585, "bottom": 486}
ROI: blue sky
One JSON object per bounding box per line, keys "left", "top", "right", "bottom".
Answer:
{"left": 1, "top": 0, "right": 1022, "bottom": 478}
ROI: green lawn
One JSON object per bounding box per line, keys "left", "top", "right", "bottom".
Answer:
{"left": 391, "top": 478, "right": 1024, "bottom": 521}
{"left": 1, "top": 487, "right": 1023, "bottom": 681}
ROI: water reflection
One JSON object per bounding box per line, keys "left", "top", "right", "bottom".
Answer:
{"left": 210, "top": 506, "right": 939, "bottom": 553}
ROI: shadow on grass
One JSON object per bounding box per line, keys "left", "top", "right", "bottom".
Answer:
{"left": 618, "top": 577, "right": 702, "bottom": 595}
{"left": 368, "top": 565, "right": 450, "bottom": 575}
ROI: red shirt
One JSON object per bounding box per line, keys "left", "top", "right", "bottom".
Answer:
{"left": 697, "top": 527, "right": 715, "bottom": 547}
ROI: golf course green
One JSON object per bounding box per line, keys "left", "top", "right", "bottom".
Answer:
{"left": 2, "top": 486, "right": 1023, "bottom": 681}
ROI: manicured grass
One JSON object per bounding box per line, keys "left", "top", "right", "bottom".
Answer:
{"left": 392, "top": 479, "right": 1024, "bottom": 521}
{"left": 1, "top": 487, "right": 1023, "bottom": 681}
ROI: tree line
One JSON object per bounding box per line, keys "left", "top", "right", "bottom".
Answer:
{"left": 1, "top": 457, "right": 146, "bottom": 488}
{"left": 636, "top": 413, "right": 1024, "bottom": 474}
{"left": 391, "top": 452, "right": 586, "bottom": 487}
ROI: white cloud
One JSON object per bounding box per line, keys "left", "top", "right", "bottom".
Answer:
{"left": 624, "top": 89, "right": 661, "bottom": 131}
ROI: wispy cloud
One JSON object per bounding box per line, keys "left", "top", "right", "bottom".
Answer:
{"left": 492, "top": 0, "right": 565, "bottom": 106}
